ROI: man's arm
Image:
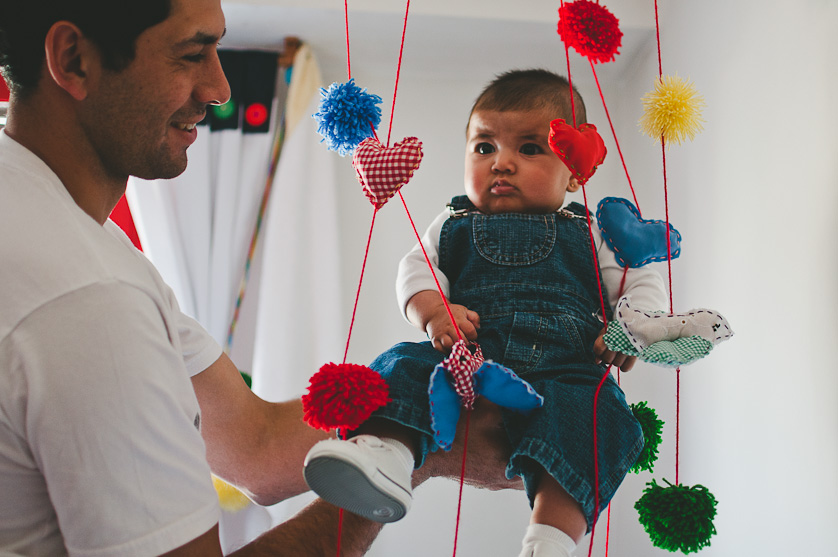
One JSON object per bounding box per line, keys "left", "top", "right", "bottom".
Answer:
{"left": 229, "top": 500, "right": 383, "bottom": 556}
{"left": 187, "top": 353, "right": 520, "bottom": 556}
{"left": 166, "top": 504, "right": 383, "bottom": 557}
{"left": 191, "top": 352, "right": 329, "bottom": 505}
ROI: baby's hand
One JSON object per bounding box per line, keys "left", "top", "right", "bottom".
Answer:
{"left": 593, "top": 328, "right": 637, "bottom": 372}
{"left": 426, "top": 304, "right": 480, "bottom": 353}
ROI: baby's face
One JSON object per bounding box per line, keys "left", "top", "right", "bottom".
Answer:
{"left": 464, "top": 109, "right": 577, "bottom": 215}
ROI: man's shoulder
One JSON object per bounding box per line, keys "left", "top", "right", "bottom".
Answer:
{"left": 0, "top": 177, "right": 162, "bottom": 342}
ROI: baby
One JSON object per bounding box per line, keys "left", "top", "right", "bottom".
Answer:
{"left": 305, "top": 69, "right": 667, "bottom": 557}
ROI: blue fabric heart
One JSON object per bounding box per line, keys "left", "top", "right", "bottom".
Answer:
{"left": 428, "top": 360, "right": 543, "bottom": 450}
{"left": 428, "top": 363, "right": 462, "bottom": 451}
{"left": 596, "top": 197, "right": 682, "bottom": 268}
{"left": 474, "top": 361, "right": 544, "bottom": 412}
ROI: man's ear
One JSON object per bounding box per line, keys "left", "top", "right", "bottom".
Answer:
{"left": 567, "top": 177, "right": 581, "bottom": 192}
{"left": 43, "top": 21, "right": 96, "bottom": 101}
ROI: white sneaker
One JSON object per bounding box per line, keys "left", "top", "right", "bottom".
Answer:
{"left": 303, "top": 435, "right": 414, "bottom": 523}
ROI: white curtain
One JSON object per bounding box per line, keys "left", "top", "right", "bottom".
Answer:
{"left": 127, "top": 44, "right": 343, "bottom": 551}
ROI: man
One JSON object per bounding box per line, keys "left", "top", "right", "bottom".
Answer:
{"left": 0, "top": 0, "right": 516, "bottom": 555}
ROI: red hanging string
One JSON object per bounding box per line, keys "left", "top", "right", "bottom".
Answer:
{"left": 334, "top": 1, "right": 355, "bottom": 549}
{"left": 587, "top": 365, "right": 611, "bottom": 557}
{"left": 451, "top": 410, "right": 472, "bottom": 556}
{"left": 397, "top": 189, "right": 471, "bottom": 557}
{"left": 336, "top": 508, "right": 344, "bottom": 555}
{"left": 661, "top": 140, "right": 674, "bottom": 312}
{"left": 386, "top": 0, "right": 411, "bottom": 147}
{"left": 559, "top": 4, "right": 613, "bottom": 553}
{"left": 344, "top": 0, "right": 351, "bottom": 79}
{"left": 581, "top": 184, "right": 610, "bottom": 557}
{"left": 337, "top": 1, "right": 470, "bottom": 552}
{"left": 589, "top": 59, "right": 641, "bottom": 213}
{"left": 654, "top": 0, "right": 663, "bottom": 76}
{"left": 342, "top": 206, "right": 380, "bottom": 364}
{"left": 397, "top": 192, "right": 463, "bottom": 342}
{"left": 652, "top": 0, "right": 681, "bottom": 488}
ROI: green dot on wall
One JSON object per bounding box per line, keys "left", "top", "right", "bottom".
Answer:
{"left": 212, "top": 99, "right": 237, "bottom": 120}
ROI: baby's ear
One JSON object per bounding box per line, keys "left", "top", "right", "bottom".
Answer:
{"left": 567, "top": 177, "right": 581, "bottom": 192}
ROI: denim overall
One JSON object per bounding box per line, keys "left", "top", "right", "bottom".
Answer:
{"left": 369, "top": 195, "right": 643, "bottom": 529}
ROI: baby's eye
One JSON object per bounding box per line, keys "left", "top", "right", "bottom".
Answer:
{"left": 520, "top": 143, "right": 543, "bottom": 156}
{"left": 475, "top": 142, "right": 495, "bottom": 155}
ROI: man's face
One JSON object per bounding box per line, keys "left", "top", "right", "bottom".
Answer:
{"left": 78, "top": 0, "right": 230, "bottom": 181}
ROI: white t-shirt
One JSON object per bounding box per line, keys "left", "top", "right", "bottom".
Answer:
{"left": 396, "top": 207, "right": 669, "bottom": 317}
{"left": 0, "top": 132, "right": 223, "bottom": 556}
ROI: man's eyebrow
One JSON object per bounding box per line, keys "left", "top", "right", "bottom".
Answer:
{"left": 176, "top": 28, "right": 227, "bottom": 48}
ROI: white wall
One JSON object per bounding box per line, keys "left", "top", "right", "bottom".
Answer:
{"left": 311, "top": 1, "right": 838, "bottom": 555}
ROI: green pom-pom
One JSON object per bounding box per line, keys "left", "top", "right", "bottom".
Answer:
{"left": 630, "top": 401, "right": 664, "bottom": 473}
{"left": 240, "top": 371, "right": 252, "bottom": 389}
{"left": 635, "top": 479, "right": 718, "bottom": 553}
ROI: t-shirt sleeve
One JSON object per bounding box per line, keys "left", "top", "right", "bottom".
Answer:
{"left": 160, "top": 285, "right": 223, "bottom": 378}
{"left": 15, "top": 282, "right": 220, "bottom": 556}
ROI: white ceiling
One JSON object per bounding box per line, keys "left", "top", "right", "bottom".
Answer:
{"left": 220, "top": 0, "right": 656, "bottom": 86}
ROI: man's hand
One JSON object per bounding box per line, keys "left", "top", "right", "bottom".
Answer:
{"left": 416, "top": 399, "right": 522, "bottom": 491}
{"left": 593, "top": 328, "right": 637, "bottom": 372}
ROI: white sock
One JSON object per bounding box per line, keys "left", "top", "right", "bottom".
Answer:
{"left": 518, "top": 524, "right": 577, "bottom": 557}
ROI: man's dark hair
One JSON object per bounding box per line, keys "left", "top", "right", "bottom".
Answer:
{"left": 469, "top": 68, "right": 587, "bottom": 127}
{"left": 0, "top": 0, "right": 171, "bottom": 98}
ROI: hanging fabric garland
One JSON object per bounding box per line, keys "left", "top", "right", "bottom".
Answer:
{"left": 556, "top": 0, "right": 734, "bottom": 554}
{"left": 629, "top": 401, "right": 664, "bottom": 474}
{"left": 298, "top": 0, "right": 733, "bottom": 554}
{"left": 639, "top": 74, "right": 706, "bottom": 146}
{"left": 313, "top": 78, "right": 382, "bottom": 156}
{"left": 635, "top": 480, "right": 718, "bottom": 553}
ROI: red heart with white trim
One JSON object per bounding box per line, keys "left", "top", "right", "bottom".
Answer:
{"left": 548, "top": 119, "right": 607, "bottom": 185}
{"left": 352, "top": 136, "right": 423, "bottom": 208}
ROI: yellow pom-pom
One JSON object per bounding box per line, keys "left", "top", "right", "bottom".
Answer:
{"left": 639, "top": 74, "right": 705, "bottom": 146}
{"left": 212, "top": 475, "right": 251, "bottom": 512}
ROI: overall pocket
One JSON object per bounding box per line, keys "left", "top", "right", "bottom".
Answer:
{"left": 503, "top": 312, "right": 595, "bottom": 375}
{"left": 473, "top": 214, "right": 556, "bottom": 266}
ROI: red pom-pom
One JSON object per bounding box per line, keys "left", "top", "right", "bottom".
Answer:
{"left": 557, "top": 0, "right": 622, "bottom": 64}
{"left": 302, "top": 363, "right": 391, "bottom": 431}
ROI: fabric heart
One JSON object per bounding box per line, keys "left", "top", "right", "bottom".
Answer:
{"left": 603, "top": 321, "right": 714, "bottom": 368}
{"left": 596, "top": 196, "right": 681, "bottom": 268}
{"left": 548, "top": 119, "right": 607, "bottom": 185}
{"left": 352, "top": 136, "right": 423, "bottom": 208}
{"left": 428, "top": 352, "right": 543, "bottom": 451}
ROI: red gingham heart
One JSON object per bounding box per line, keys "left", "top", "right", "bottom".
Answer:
{"left": 441, "top": 340, "right": 484, "bottom": 410}
{"left": 352, "top": 136, "right": 423, "bottom": 208}
{"left": 548, "top": 119, "right": 607, "bottom": 185}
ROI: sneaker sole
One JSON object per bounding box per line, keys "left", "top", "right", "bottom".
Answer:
{"left": 304, "top": 454, "right": 411, "bottom": 523}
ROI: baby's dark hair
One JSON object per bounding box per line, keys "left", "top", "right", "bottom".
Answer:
{"left": 468, "top": 68, "right": 587, "bottom": 128}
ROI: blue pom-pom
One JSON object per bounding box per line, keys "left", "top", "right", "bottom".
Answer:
{"left": 313, "top": 79, "right": 382, "bottom": 156}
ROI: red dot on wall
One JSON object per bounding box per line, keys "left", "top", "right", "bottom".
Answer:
{"left": 245, "top": 103, "right": 268, "bottom": 127}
